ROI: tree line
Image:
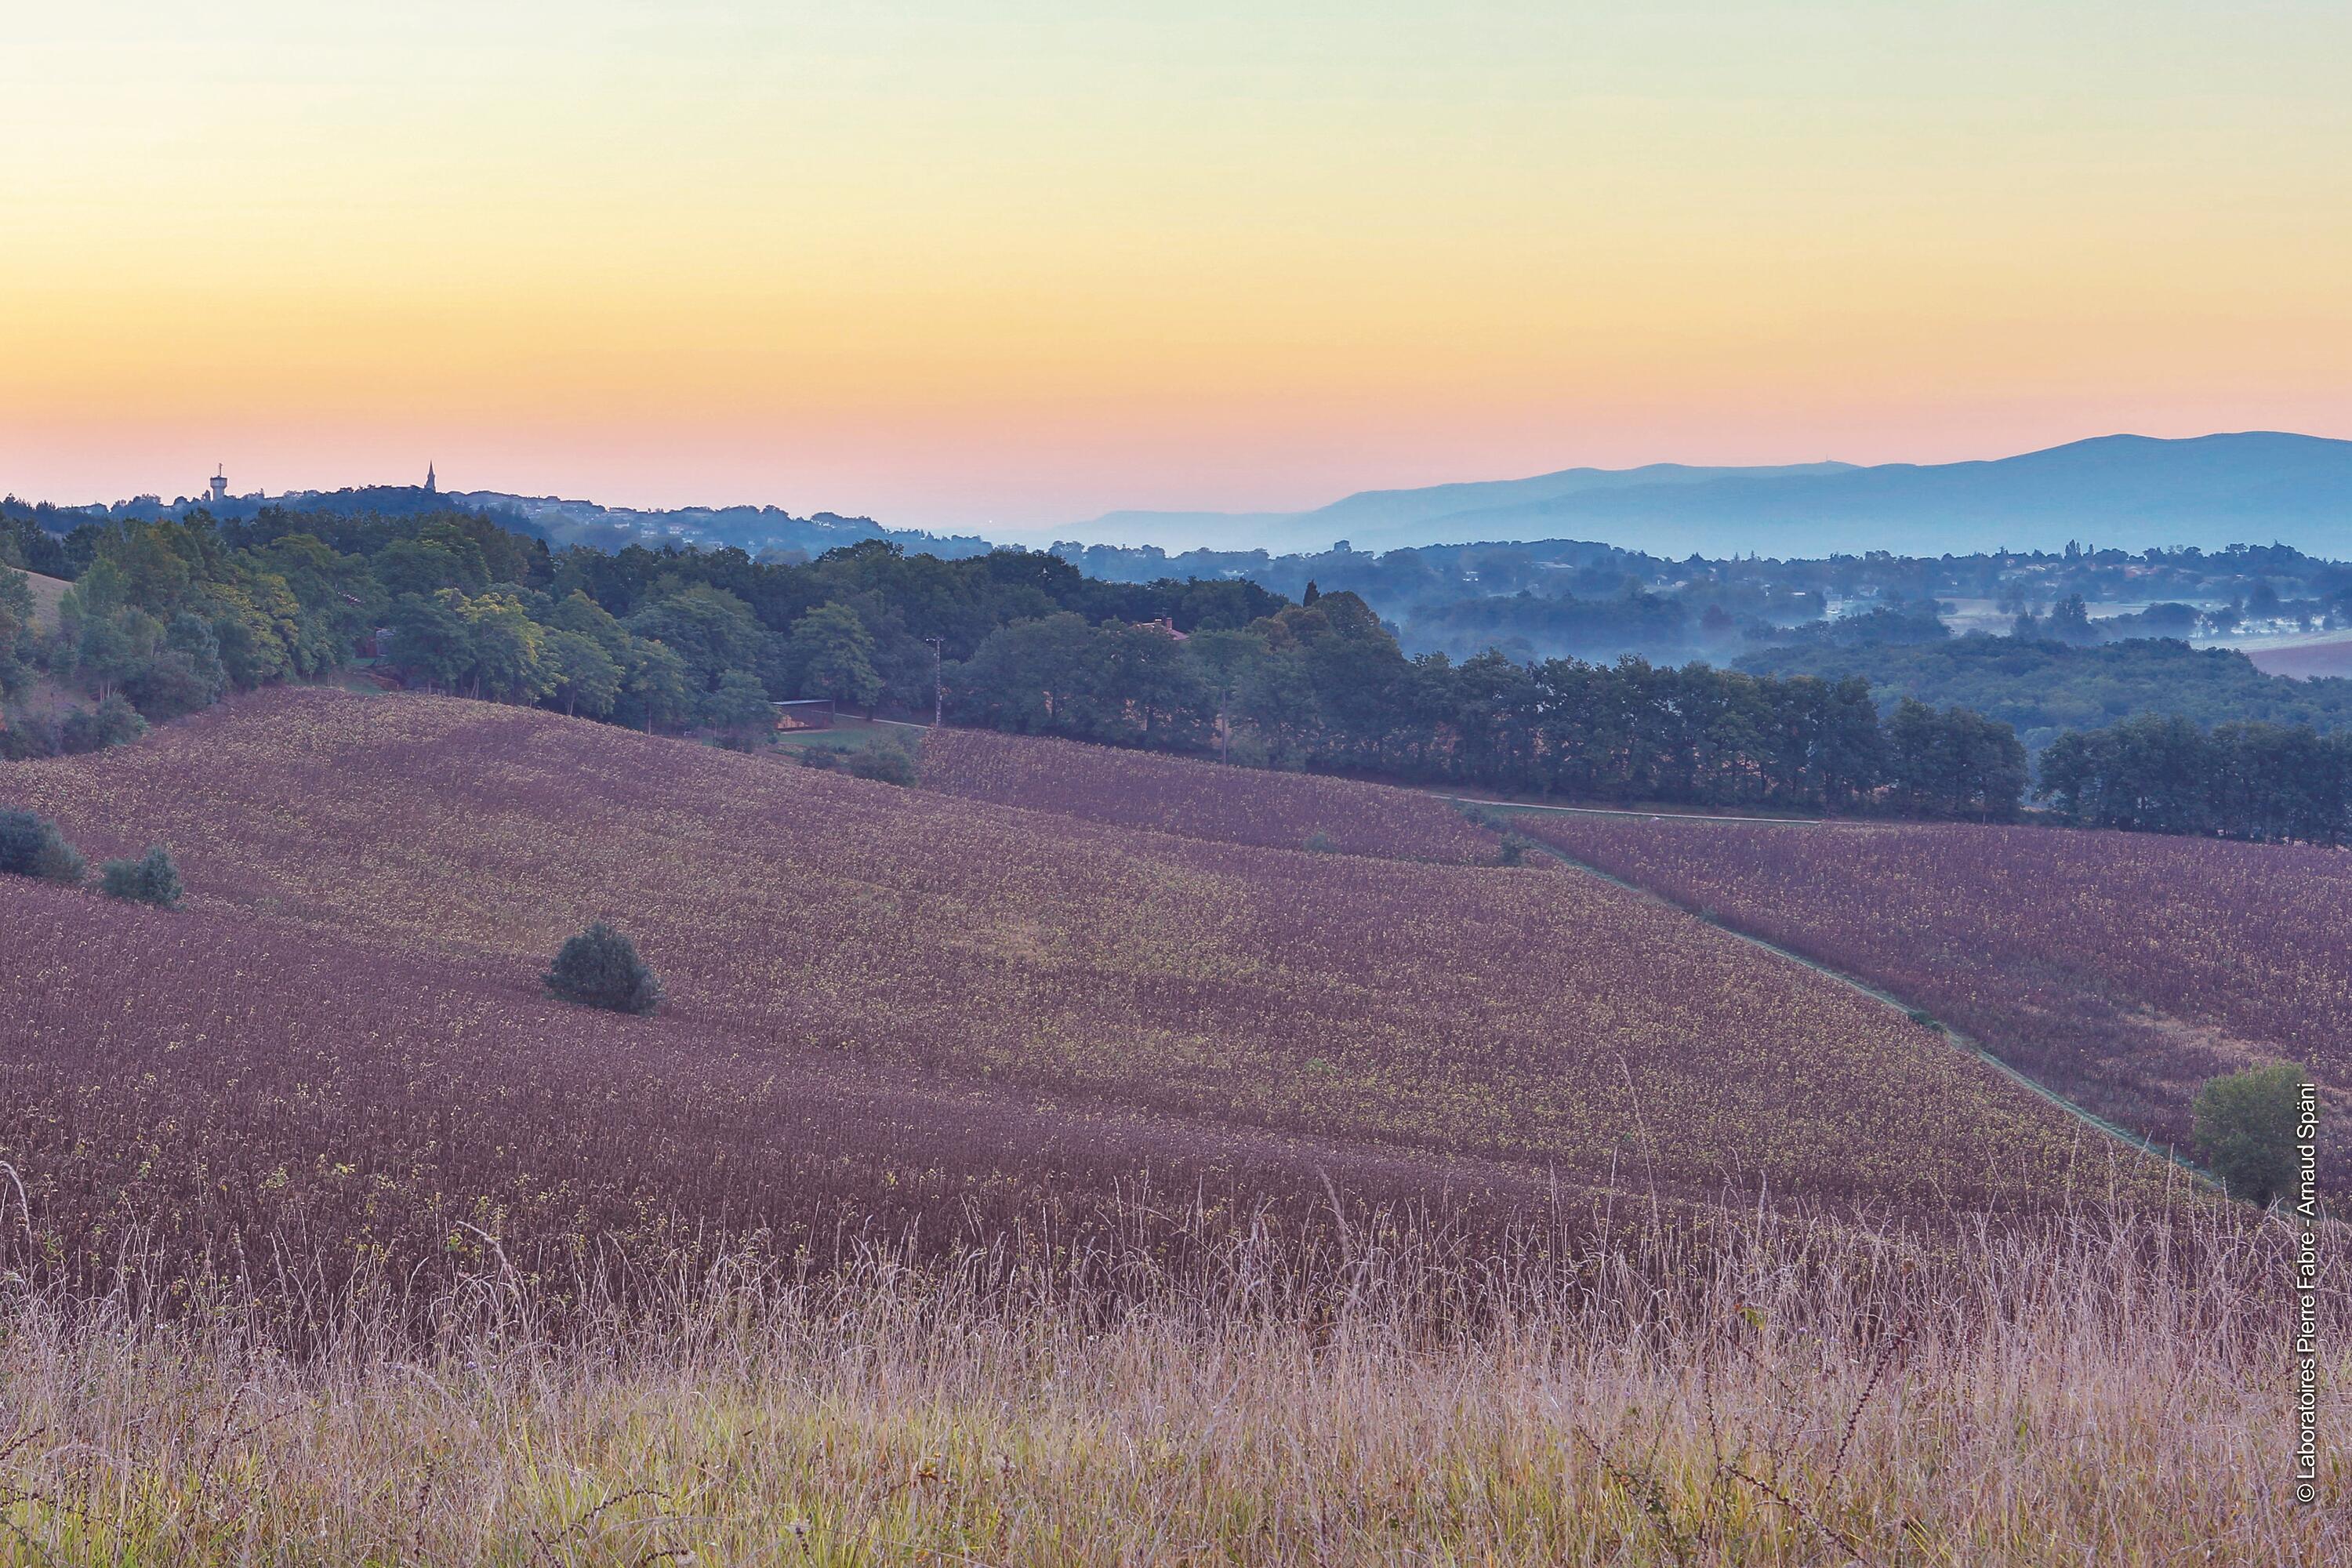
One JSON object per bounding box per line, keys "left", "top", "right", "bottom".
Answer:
{"left": 2040, "top": 714, "right": 2352, "bottom": 844}
{"left": 0, "top": 503, "right": 2082, "bottom": 826}
{"left": 951, "top": 586, "right": 2027, "bottom": 818}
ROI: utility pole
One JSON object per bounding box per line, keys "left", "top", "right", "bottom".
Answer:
{"left": 925, "top": 636, "right": 944, "bottom": 727}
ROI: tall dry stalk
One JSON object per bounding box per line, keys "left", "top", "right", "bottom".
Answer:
{"left": 0, "top": 1190, "right": 2339, "bottom": 1565}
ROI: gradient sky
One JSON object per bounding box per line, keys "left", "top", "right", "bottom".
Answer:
{"left": 4, "top": 2, "right": 2348, "bottom": 534}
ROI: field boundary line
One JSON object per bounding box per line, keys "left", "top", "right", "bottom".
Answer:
{"left": 1433, "top": 794, "right": 1827, "bottom": 826}
{"left": 1497, "top": 824, "right": 2218, "bottom": 1189}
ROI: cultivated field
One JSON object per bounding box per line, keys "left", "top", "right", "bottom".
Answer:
{"left": 918, "top": 724, "right": 1506, "bottom": 860}
{"left": 0, "top": 690, "right": 2161, "bottom": 1307}
{"left": 0, "top": 691, "right": 2332, "bottom": 1562}
{"left": 2243, "top": 627, "right": 2352, "bottom": 680}
{"left": 5, "top": 877, "right": 1519, "bottom": 1313}
{"left": 1513, "top": 812, "right": 2352, "bottom": 1185}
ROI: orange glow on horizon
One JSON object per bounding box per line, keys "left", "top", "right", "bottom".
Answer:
{"left": 5, "top": 3, "right": 2348, "bottom": 530}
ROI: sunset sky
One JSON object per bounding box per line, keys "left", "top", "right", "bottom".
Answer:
{"left": 5, "top": 2, "right": 2348, "bottom": 534}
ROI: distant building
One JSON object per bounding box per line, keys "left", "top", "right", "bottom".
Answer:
{"left": 425, "top": 462, "right": 437, "bottom": 495}
{"left": 208, "top": 466, "right": 227, "bottom": 506}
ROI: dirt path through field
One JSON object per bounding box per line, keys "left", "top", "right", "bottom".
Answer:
{"left": 1485, "top": 808, "right": 2218, "bottom": 1189}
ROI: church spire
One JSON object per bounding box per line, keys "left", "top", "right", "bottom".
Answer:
{"left": 425, "top": 461, "right": 437, "bottom": 495}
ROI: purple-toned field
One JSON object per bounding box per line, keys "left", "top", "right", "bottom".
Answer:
{"left": 0, "top": 691, "right": 2172, "bottom": 1309}
{"left": 1514, "top": 811, "right": 2351, "bottom": 1182}
{"left": 918, "top": 725, "right": 1507, "bottom": 861}
{"left": 2244, "top": 630, "right": 2352, "bottom": 680}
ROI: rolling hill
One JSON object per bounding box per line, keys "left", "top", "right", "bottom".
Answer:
{"left": 16, "top": 568, "right": 68, "bottom": 631}
{"left": 0, "top": 691, "right": 2150, "bottom": 1299}
{"left": 1066, "top": 431, "right": 2352, "bottom": 557}
{"left": 916, "top": 725, "right": 1508, "bottom": 861}
{"left": 1073, "top": 460, "right": 1854, "bottom": 553}
{"left": 1514, "top": 811, "right": 2352, "bottom": 1189}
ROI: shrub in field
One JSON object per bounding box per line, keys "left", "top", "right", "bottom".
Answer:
{"left": 847, "top": 736, "right": 917, "bottom": 786}
{"left": 546, "top": 920, "right": 663, "bottom": 1015}
{"left": 2193, "top": 1064, "right": 2310, "bottom": 1204}
{"left": 0, "top": 808, "right": 85, "bottom": 885}
{"left": 5, "top": 699, "right": 147, "bottom": 759}
{"left": 0, "top": 710, "right": 64, "bottom": 760}
{"left": 63, "top": 693, "right": 148, "bottom": 753}
{"left": 99, "top": 845, "right": 182, "bottom": 907}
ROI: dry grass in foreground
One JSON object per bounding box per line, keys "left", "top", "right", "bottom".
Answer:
{"left": 1, "top": 1197, "right": 2339, "bottom": 1566}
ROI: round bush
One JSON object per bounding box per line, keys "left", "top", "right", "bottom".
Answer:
{"left": 544, "top": 921, "right": 663, "bottom": 1016}
{"left": 0, "top": 809, "right": 85, "bottom": 885}
{"left": 99, "top": 845, "right": 183, "bottom": 908}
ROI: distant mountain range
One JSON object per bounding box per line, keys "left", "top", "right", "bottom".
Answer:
{"left": 26, "top": 430, "right": 2352, "bottom": 563}
{"left": 1065, "top": 433, "right": 2352, "bottom": 557}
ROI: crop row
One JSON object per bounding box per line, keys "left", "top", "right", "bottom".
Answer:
{"left": 1515, "top": 811, "right": 2350, "bottom": 1184}
{"left": 917, "top": 724, "right": 1507, "bottom": 861}
{"left": 4, "top": 879, "right": 1534, "bottom": 1315}
{"left": 0, "top": 691, "right": 2167, "bottom": 1305}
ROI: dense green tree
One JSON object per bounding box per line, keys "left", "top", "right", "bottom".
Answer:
{"left": 544, "top": 629, "right": 623, "bottom": 718}
{"left": 626, "top": 584, "right": 764, "bottom": 691}
{"left": 782, "top": 601, "right": 884, "bottom": 710}
{"left": 456, "top": 592, "right": 554, "bottom": 702}
{"left": 126, "top": 612, "right": 229, "bottom": 720}
{"left": 251, "top": 534, "right": 379, "bottom": 671}
{"left": 99, "top": 845, "right": 183, "bottom": 909}
{"left": 60, "top": 693, "right": 147, "bottom": 753}
{"left": 951, "top": 612, "right": 1108, "bottom": 736}
{"left": 72, "top": 605, "right": 161, "bottom": 701}
{"left": 0, "top": 566, "right": 32, "bottom": 647}
{"left": 544, "top": 921, "right": 662, "bottom": 1015}
{"left": 1230, "top": 645, "right": 1318, "bottom": 768}
{"left": 699, "top": 667, "right": 775, "bottom": 735}
{"left": 385, "top": 592, "right": 475, "bottom": 692}
{"left": 1102, "top": 622, "right": 1207, "bottom": 742}
{"left": 2041, "top": 717, "right": 2352, "bottom": 844}
{"left": 1886, "top": 699, "right": 2027, "bottom": 820}
{"left": 1741, "top": 634, "right": 2352, "bottom": 749}
{"left": 550, "top": 590, "right": 631, "bottom": 662}
{"left": 2192, "top": 1064, "right": 2310, "bottom": 1205}
{"left": 1184, "top": 626, "right": 1268, "bottom": 762}
{"left": 0, "top": 809, "right": 85, "bottom": 884}
{"left": 0, "top": 568, "right": 31, "bottom": 701}
{"left": 621, "top": 637, "right": 694, "bottom": 732}
{"left": 207, "top": 576, "right": 303, "bottom": 687}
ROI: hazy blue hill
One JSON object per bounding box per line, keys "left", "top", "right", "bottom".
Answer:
{"left": 1439, "top": 432, "right": 2352, "bottom": 557}
{"left": 1302, "top": 460, "right": 1857, "bottom": 539}
{"left": 1065, "top": 433, "right": 2352, "bottom": 557}
{"left": 1066, "top": 509, "right": 1302, "bottom": 554}
{"left": 1068, "top": 461, "right": 1853, "bottom": 554}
